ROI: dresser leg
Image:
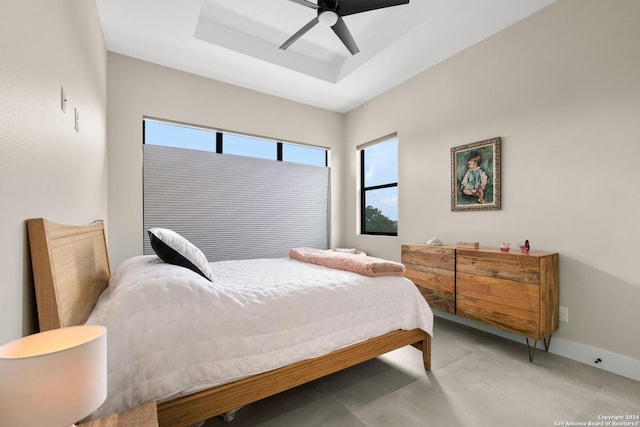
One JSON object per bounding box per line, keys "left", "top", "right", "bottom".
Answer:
{"left": 526, "top": 335, "right": 553, "bottom": 362}
{"left": 526, "top": 338, "right": 538, "bottom": 362}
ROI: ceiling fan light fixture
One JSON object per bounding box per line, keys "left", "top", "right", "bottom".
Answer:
{"left": 318, "top": 10, "right": 339, "bottom": 26}
{"left": 283, "top": 0, "right": 410, "bottom": 54}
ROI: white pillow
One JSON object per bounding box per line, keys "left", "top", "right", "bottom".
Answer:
{"left": 147, "top": 228, "right": 214, "bottom": 282}
{"left": 334, "top": 248, "right": 368, "bottom": 256}
{"left": 334, "top": 248, "right": 357, "bottom": 254}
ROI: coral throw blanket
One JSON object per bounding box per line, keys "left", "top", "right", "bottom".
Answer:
{"left": 289, "top": 247, "right": 405, "bottom": 277}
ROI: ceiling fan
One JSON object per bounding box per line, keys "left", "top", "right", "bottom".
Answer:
{"left": 280, "top": 0, "right": 410, "bottom": 55}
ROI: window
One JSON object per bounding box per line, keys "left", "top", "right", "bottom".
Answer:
{"left": 223, "top": 133, "right": 277, "bottom": 160}
{"left": 360, "top": 135, "right": 398, "bottom": 235}
{"left": 282, "top": 143, "right": 327, "bottom": 167}
{"left": 142, "top": 118, "right": 330, "bottom": 261}
{"left": 145, "top": 120, "right": 216, "bottom": 152}
{"left": 143, "top": 118, "right": 327, "bottom": 166}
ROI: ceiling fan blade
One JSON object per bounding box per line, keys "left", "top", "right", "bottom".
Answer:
{"left": 288, "top": 0, "right": 319, "bottom": 9}
{"left": 331, "top": 17, "right": 359, "bottom": 55}
{"left": 338, "top": 0, "right": 409, "bottom": 16}
{"left": 280, "top": 16, "right": 320, "bottom": 50}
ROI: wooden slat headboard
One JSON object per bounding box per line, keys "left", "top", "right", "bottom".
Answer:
{"left": 27, "top": 218, "right": 111, "bottom": 331}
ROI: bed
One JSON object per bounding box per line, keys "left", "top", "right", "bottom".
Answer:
{"left": 26, "top": 218, "right": 432, "bottom": 427}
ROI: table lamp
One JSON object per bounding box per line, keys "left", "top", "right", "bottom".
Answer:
{"left": 0, "top": 325, "right": 107, "bottom": 427}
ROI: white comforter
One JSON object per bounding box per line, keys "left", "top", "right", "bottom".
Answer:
{"left": 86, "top": 255, "right": 433, "bottom": 419}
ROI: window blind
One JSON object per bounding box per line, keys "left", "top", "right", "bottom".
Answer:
{"left": 143, "top": 144, "right": 330, "bottom": 261}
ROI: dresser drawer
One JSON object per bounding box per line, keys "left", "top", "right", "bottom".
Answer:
{"left": 402, "top": 245, "right": 455, "bottom": 313}
{"left": 456, "top": 249, "right": 541, "bottom": 285}
{"left": 456, "top": 272, "right": 541, "bottom": 338}
{"left": 405, "top": 267, "right": 455, "bottom": 313}
{"left": 402, "top": 244, "right": 455, "bottom": 270}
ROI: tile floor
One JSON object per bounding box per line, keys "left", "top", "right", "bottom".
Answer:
{"left": 203, "top": 317, "right": 640, "bottom": 427}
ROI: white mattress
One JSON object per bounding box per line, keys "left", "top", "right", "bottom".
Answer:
{"left": 85, "top": 255, "right": 433, "bottom": 419}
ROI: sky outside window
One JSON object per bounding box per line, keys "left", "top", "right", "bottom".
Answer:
{"left": 144, "top": 120, "right": 216, "bottom": 151}
{"left": 283, "top": 144, "right": 326, "bottom": 167}
{"left": 224, "top": 133, "right": 277, "bottom": 160}
{"left": 144, "top": 119, "right": 327, "bottom": 166}
{"left": 363, "top": 138, "right": 398, "bottom": 221}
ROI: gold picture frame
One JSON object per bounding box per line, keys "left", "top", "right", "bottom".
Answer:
{"left": 451, "top": 137, "right": 501, "bottom": 211}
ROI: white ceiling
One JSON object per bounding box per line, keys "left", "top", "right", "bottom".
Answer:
{"left": 96, "top": 0, "right": 556, "bottom": 113}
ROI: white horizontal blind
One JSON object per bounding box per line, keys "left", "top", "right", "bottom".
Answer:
{"left": 143, "top": 144, "right": 330, "bottom": 261}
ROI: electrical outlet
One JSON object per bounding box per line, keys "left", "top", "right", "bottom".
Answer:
{"left": 559, "top": 306, "right": 568, "bottom": 322}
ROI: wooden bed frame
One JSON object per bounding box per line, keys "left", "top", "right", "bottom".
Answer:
{"left": 27, "top": 218, "right": 431, "bottom": 427}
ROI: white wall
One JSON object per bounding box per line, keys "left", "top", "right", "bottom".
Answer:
{"left": 106, "top": 53, "right": 345, "bottom": 269}
{"left": 344, "top": 0, "right": 640, "bottom": 361}
{"left": 0, "top": 0, "right": 108, "bottom": 344}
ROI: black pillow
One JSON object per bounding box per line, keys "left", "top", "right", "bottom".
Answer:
{"left": 148, "top": 228, "right": 214, "bottom": 282}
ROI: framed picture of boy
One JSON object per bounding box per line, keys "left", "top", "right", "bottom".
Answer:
{"left": 451, "top": 137, "right": 501, "bottom": 211}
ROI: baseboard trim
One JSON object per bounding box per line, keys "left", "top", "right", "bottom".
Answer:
{"left": 434, "top": 312, "right": 640, "bottom": 381}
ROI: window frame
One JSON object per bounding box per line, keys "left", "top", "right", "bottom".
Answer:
{"left": 359, "top": 136, "right": 399, "bottom": 236}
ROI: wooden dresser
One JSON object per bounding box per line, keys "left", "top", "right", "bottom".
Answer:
{"left": 402, "top": 243, "right": 559, "bottom": 359}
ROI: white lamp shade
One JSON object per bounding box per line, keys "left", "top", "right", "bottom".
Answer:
{"left": 0, "top": 325, "right": 107, "bottom": 427}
